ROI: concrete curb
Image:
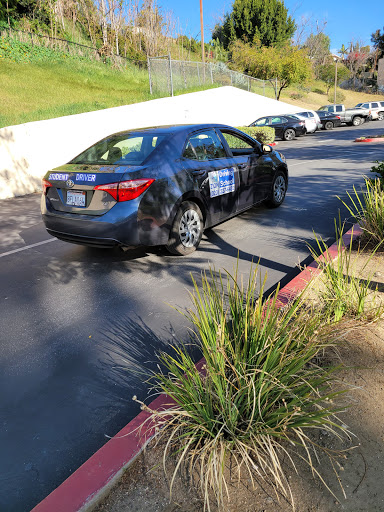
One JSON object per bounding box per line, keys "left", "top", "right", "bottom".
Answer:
{"left": 31, "top": 224, "right": 363, "bottom": 512}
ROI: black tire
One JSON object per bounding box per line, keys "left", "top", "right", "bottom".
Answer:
{"left": 352, "top": 116, "right": 362, "bottom": 126}
{"left": 324, "top": 121, "right": 334, "bottom": 130}
{"left": 283, "top": 128, "right": 295, "bottom": 141}
{"left": 166, "top": 201, "right": 203, "bottom": 255}
{"left": 265, "top": 171, "right": 287, "bottom": 208}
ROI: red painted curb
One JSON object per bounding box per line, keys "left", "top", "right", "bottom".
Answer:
{"left": 354, "top": 137, "right": 384, "bottom": 143}
{"left": 31, "top": 224, "right": 363, "bottom": 512}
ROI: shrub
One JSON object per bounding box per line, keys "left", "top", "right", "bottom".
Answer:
{"left": 328, "top": 90, "right": 345, "bottom": 103}
{"left": 309, "top": 221, "right": 383, "bottom": 322}
{"left": 371, "top": 160, "right": 384, "bottom": 184}
{"left": 144, "top": 264, "right": 349, "bottom": 511}
{"left": 313, "top": 87, "right": 326, "bottom": 95}
{"left": 0, "top": 35, "right": 82, "bottom": 64}
{"left": 236, "top": 126, "right": 275, "bottom": 144}
{"left": 339, "top": 177, "right": 384, "bottom": 245}
{"left": 290, "top": 91, "right": 304, "bottom": 100}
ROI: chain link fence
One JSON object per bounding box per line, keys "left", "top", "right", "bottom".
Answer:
{"left": 148, "top": 56, "right": 276, "bottom": 99}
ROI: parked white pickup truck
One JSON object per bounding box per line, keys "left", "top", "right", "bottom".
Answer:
{"left": 318, "top": 104, "right": 371, "bottom": 126}
{"left": 355, "top": 101, "right": 384, "bottom": 121}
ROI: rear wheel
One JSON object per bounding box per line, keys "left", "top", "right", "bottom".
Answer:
{"left": 166, "top": 201, "right": 203, "bottom": 255}
{"left": 324, "top": 121, "right": 334, "bottom": 130}
{"left": 265, "top": 171, "right": 287, "bottom": 208}
{"left": 352, "top": 116, "right": 362, "bottom": 126}
{"left": 283, "top": 128, "right": 295, "bottom": 141}
{"left": 378, "top": 112, "right": 384, "bottom": 121}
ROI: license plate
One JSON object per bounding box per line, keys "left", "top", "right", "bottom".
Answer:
{"left": 67, "top": 190, "right": 86, "bottom": 207}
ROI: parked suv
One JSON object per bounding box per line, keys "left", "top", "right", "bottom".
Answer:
{"left": 355, "top": 101, "right": 384, "bottom": 121}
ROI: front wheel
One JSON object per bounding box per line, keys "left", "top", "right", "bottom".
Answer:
{"left": 324, "top": 121, "right": 334, "bottom": 130}
{"left": 265, "top": 171, "right": 287, "bottom": 208}
{"left": 352, "top": 116, "right": 362, "bottom": 126}
{"left": 283, "top": 128, "right": 295, "bottom": 141}
{"left": 166, "top": 201, "right": 203, "bottom": 255}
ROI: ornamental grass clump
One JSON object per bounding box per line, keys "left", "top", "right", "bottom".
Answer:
{"left": 145, "top": 264, "right": 349, "bottom": 511}
{"left": 339, "top": 177, "right": 384, "bottom": 245}
{"left": 309, "top": 222, "right": 383, "bottom": 323}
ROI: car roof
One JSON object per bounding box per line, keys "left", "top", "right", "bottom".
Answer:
{"left": 101, "top": 124, "right": 236, "bottom": 138}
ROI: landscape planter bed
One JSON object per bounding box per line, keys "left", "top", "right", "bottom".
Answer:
{"left": 32, "top": 226, "right": 365, "bottom": 512}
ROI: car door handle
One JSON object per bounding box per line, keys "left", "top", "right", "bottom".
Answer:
{"left": 191, "top": 170, "right": 207, "bottom": 176}
{"left": 237, "top": 163, "right": 248, "bottom": 170}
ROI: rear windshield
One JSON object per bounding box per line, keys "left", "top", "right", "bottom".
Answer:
{"left": 71, "top": 133, "right": 166, "bottom": 165}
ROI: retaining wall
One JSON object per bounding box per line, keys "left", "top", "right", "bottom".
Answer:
{"left": 0, "top": 86, "right": 303, "bottom": 199}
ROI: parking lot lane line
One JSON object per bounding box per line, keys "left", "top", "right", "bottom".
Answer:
{"left": 0, "top": 238, "right": 56, "bottom": 258}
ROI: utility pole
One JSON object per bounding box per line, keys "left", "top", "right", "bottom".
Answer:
{"left": 334, "top": 56, "right": 338, "bottom": 104}
{"left": 200, "top": 0, "right": 205, "bottom": 68}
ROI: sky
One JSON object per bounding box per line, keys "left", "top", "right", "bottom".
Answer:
{"left": 162, "top": 0, "right": 384, "bottom": 52}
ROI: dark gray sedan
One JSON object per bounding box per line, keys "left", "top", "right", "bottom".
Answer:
{"left": 41, "top": 124, "right": 288, "bottom": 255}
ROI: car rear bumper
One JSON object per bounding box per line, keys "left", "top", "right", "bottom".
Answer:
{"left": 45, "top": 228, "right": 121, "bottom": 248}
{"left": 42, "top": 211, "right": 141, "bottom": 247}
{"left": 41, "top": 196, "right": 171, "bottom": 247}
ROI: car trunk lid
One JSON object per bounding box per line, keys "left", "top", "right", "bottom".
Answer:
{"left": 44, "top": 164, "right": 145, "bottom": 215}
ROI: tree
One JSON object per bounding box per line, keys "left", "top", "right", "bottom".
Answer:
{"left": 346, "top": 41, "right": 370, "bottom": 80}
{"left": 371, "top": 28, "right": 384, "bottom": 71}
{"left": 136, "top": 0, "right": 165, "bottom": 56}
{"left": 303, "top": 32, "right": 330, "bottom": 67}
{"left": 339, "top": 44, "right": 348, "bottom": 61}
{"left": 317, "top": 63, "right": 350, "bottom": 93}
{"left": 231, "top": 40, "right": 312, "bottom": 99}
{"left": 213, "top": 0, "right": 296, "bottom": 50}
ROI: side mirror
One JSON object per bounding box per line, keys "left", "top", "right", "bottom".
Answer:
{"left": 262, "top": 144, "right": 272, "bottom": 154}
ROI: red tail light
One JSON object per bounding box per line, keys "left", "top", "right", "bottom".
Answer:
{"left": 336, "top": 116, "right": 341, "bottom": 119}
{"left": 94, "top": 182, "right": 119, "bottom": 201}
{"left": 299, "top": 121, "right": 305, "bottom": 126}
{"left": 95, "top": 179, "right": 155, "bottom": 202}
{"left": 42, "top": 179, "right": 52, "bottom": 195}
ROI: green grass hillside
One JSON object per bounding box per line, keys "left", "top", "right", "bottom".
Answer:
{"left": 0, "top": 41, "right": 151, "bottom": 128}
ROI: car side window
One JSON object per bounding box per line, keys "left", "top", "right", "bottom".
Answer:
{"left": 362, "top": 103, "right": 369, "bottom": 108}
{"left": 254, "top": 118, "right": 268, "bottom": 126}
{"left": 270, "top": 117, "right": 282, "bottom": 125}
{"left": 372, "top": 103, "right": 379, "bottom": 108}
{"left": 221, "top": 131, "right": 254, "bottom": 151}
{"left": 183, "top": 129, "right": 227, "bottom": 161}
{"left": 336, "top": 106, "right": 343, "bottom": 112}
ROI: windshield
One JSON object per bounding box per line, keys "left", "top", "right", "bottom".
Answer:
{"left": 71, "top": 133, "right": 166, "bottom": 165}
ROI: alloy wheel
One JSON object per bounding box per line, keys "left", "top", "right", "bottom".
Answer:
{"left": 179, "top": 209, "right": 201, "bottom": 248}
{"left": 273, "top": 175, "right": 286, "bottom": 204}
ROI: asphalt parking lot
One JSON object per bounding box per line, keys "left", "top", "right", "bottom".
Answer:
{"left": 1, "top": 121, "right": 384, "bottom": 511}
